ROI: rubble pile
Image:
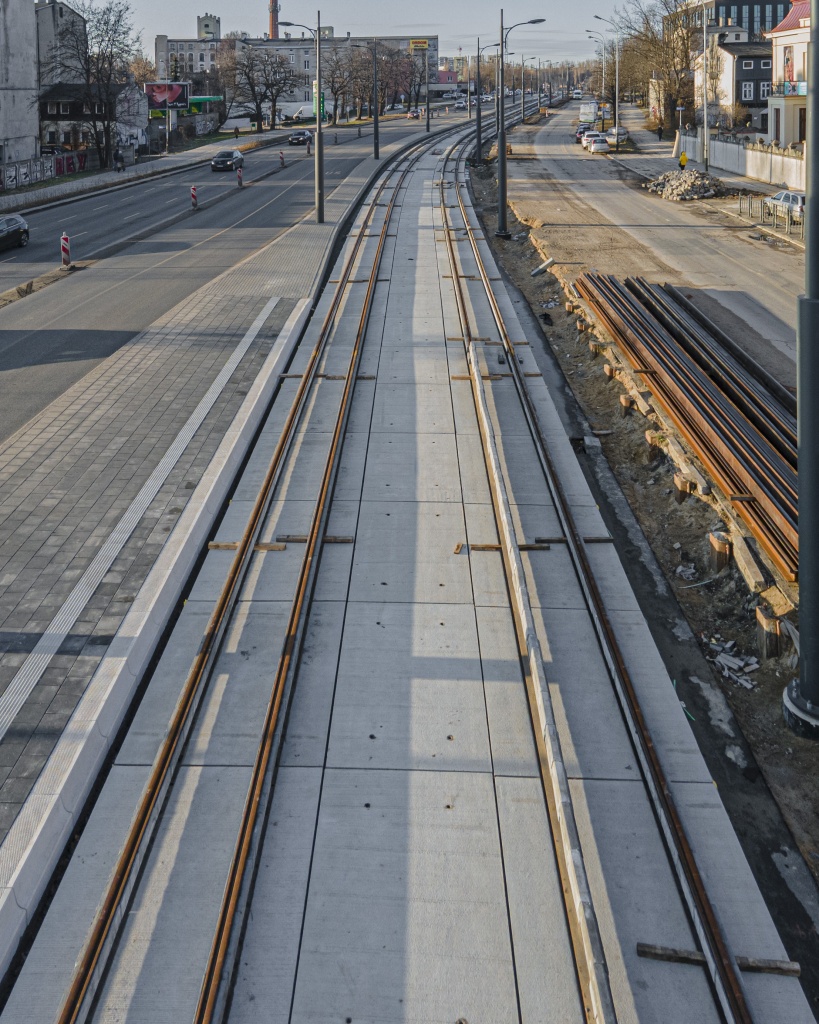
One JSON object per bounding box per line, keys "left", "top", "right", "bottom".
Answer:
{"left": 642, "top": 168, "right": 730, "bottom": 201}
{"left": 704, "top": 634, "right": 760, "bottom": 689}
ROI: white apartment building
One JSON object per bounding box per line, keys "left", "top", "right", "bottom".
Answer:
{"left": 0, "top": 0, "right": 39, "bottom": 165}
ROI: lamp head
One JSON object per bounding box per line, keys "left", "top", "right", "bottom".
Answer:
{"left": 528, "top": 18, "right": 546, "bottom": 24}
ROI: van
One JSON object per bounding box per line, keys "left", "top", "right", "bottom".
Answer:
{"left": 572, "top": 89, "right": 583, "bottom": 99}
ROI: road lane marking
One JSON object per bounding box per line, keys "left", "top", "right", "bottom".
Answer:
{"left": 0, "top": 294, "right": 282, "bottom": 743}
{"left": 123, "top": 213, "right": 142, "bottom": 220}
{"left": 92, "top": 204, "right": 109, "bottom": 210}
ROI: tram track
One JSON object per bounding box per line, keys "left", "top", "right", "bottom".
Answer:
{"left": 437, "top": 139, "right": 754, "bottom": 1021}
{"left": 13, "top": 102, "right": 795, "bottom": 1024}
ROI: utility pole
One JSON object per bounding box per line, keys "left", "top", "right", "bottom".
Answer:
{"left": 785, "top": 0, "right": 819, "bottom": 739}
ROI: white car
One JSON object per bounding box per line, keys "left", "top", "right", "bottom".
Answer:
{"left": 763, "top": 189, "right": 805, "bottom": 218}
{"left": 454, "top": 99, "right": 466, "bottom": 110}
{"left": 588, "top": 136, "right": 611, "bottom": 153}
{"left": 581, "top": 131, "right": 606, "bottom": 149}
{"left": 606, "top": 126, "right": 629, "bottom": 142}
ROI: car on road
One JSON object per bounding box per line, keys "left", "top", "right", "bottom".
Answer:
{"left": 581, "top": 131, "right": 606, "bottom": 149}
{"left": 606, "top": 126, "right": 629, "bottom": 142}
{"left": 574, "top": 122, "right": 593, "bottom": 142}
{"left": 288, "top": 129, "right": 312, "bottom": 146}
{"left": 572, "top": 89, "right": 583, "bottom": 99}
{"left": 454, "top": 99, "right": 467, "bottom": 110}
{"left": 211, "top": 149, "right": 244, "bottom": 171}
{"left": 407, "top": 108, "right": 420, "bottom": 119}
{"left": 0, "top": 214, "right": 29, "bottom": 251}
{"left": 588, "top": 136, "right": 611, "bottom": 154}
{"left": 763, "top": 189, "right": 805, "bottom": 218}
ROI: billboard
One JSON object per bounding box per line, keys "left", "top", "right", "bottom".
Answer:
{"left": 409, "top": 39, "right": 429, "bottom": 50}
{"left": 144, "top": 82, "right": 190, "bottom": 110}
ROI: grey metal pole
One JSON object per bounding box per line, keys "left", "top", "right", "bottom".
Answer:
{"left": 315, "top": 10, "right": 324, "bottom": 223}
{"left": 702, "top": 0, "right": 709, "bottom": 171}
{"left": 497, "top": 9, "right": 510, "bottom": 237}
{"left": 476, "top": 38, "right": 482, "bottom": 160}
{"left": 785, "top": 0, "right": 819, "bottom": 738}
{"left": 521, "top": 55, "right": 525, "bottom": 123}
{"left": 425, "top": 53, "right": 430, "bottom": 133}
{"left": 373, "top": 39, "right": 379, "bottom": 159}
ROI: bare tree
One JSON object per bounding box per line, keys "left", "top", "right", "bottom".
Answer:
{"left": 323, "top": 45, "right": 353, "bottom": 124}
{"left": 129, "top": 53, "right": 155, "bottom": 89}
{"left": 41, "top": 0, "right": 141, "bottom": 166}
{"left": 230, "top": 46, "right": 304, "bottom": 129}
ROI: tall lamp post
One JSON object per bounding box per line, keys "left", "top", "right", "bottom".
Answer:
{"left": 496, "top": 10, "right": 545, "bottom": 239}
{"left": 521, "top": 56, "right": 536, "bottom": 123}
{"left": 586, "top": 29, "right": 606, "bottom": 128}
{"left": 475, "top": 38, "right": 500, "bottom": 163}
{"left": 701, "top": 0, "right": 710, "bottom": 171}
{"left": 353, "top": 40, "right": 379, "bottom": 159}
{"left": 595, "top": 15, "right": 621, "bottom": 151}
{"left": 785, "top": 0, "right": 819, "bottom": 739}
{"left": 280, "top": 13, "right": 324, "bottom": 223}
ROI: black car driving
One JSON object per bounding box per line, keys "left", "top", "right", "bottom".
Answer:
{"left": 210, "top": 149, "right": 244, "bottom": 171}
{"left": 0, "top": 215, "right": 29, "bottom": 251}
{"left": 288, "top": 130, "right": 312, "bottom": 146}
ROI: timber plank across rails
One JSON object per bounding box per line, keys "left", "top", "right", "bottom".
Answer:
{"left": 576, "top": 272, "right": 798, "bottom": 582}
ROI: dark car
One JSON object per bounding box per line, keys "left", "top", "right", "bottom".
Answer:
{"left": 0, "top": 215, "right": 29, "bottom": 251}
{"left": 288, "top": 130, "right": 312, "bottom": 146}
{"left": 574, "top": 122, "right": 593, "bottom": 142}
{"left": 40, "top": 145, "right": 69, "bottom": 156}
{"left": 210, "top": 149, "right": 244, "bottom": 171}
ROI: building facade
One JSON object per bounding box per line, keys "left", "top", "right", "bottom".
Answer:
{"left": 712, "top": 1, "right": 789, "bottom": 36}
{"left": 0, "top": 0, "right": 39, "bottom": 164}
{"left": 693, "top": 33, "right": 772, "bottom": 130}
{"left": 765, "top": 0, "right": 809, "bottom": 145}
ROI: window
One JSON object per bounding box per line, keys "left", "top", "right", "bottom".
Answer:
{"left": 742, "top": 80, "right": 754, "bottom": 100}
{"left": 777, "top": 3, "right": 785, "bottom": 24}
{"left": 47, "top": 130, "right": 57, "bottom": 143}
{"left": 169, "top": 42, "right": 176, "bottom": 51}
{"left": 60, "top": 102, "right": 70, "bottom": 114}
{"left": 289, "top": 53, "right": 295, "bottom": 63}
{"left": 760, "top": 81, "right": 772, "bottom": 98}
{"left": 95, "top": 102, "right": 104, "bottom": 114}
{"left": 742, "top": 59, "right": 753, "bottom": 68}
{"left": 199, "top": 52, "right": 205, "bottom": 62}
{"left": 304, "top": 59, "right": 310, "bottom": 69}
{"left": 48, "top": 102, "right": 57, "bottom": 114}
{"left": 761, "top": 59, "right": 771, "bottom": 68}
{"left": 188, "top": 43, "right": 194, "bottom": 50}
{"left": 62, "top": 131, "right": 72, "bottom": 144}
{"left": 210, "top": 53, "right": 216, "bottom": 61}
{"left": 730, "top": 5, "right": 737, "bottom": 22}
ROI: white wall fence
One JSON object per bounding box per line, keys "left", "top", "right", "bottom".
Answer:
{"left": 679, "top": 130, "right": 805, "bottom": 189}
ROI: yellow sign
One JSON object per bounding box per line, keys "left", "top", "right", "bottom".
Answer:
{"left": 409, "top": 39, "right": 429, "bottom": 50}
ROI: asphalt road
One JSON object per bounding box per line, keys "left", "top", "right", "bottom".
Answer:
{"left": 531, "top": 107, "right": 801, "bottom": 370}
{"left": 0, "top": 121, "right": 423, "bottom": 443}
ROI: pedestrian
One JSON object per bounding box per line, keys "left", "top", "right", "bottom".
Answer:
{"left": 657, "top": 124, "right": 663, "bottom": 142}
{"left": 234, "top": 125, "right": 239, "bottom": 140}
{"left": 679, "top": 150, "right": 688, "bottom": 171}
{"left": 113, "top": 147, "right": 123, "bottom": 172}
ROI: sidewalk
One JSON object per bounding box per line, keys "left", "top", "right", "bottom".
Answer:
{"left": 611, "top": 104, "right": 772, "bottom": 195}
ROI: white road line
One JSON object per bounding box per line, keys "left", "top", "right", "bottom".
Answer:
{"left": 0, "top": 294, "right": 281, "bottom": 742}
{"left": 92, "top": 204, "right": 109, "bottom": 210}
{"left": 0, "top": 256, "right": 17, "bottom": 263}
{"left": 123, "top": 213, "right": 142, "bottom": 221}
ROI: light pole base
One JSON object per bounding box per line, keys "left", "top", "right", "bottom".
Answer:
{"left": 495, "top": 230, "right": 511, "bottom": 239}
{"left": 783, "top": 682, "right": 819, "bottom": 740}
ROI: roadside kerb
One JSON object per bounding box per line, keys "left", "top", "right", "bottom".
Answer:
{"left": 0, "top": 113, "right": 467, "bottom": 979}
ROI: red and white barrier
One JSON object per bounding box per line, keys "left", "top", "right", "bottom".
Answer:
{"left": 279, "top": 151, "right": 285, "bottom": 168}
{"left": 191, "top": 185, "right": 198, "bottom": 210}
{"left": 237, "top": 166, "right": 243, "bottom": 187}
{"left": 60, "top": 233, "right": 70, "bottom": 267}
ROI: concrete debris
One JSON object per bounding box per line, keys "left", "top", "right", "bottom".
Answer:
{"left": 704, "top": 633, "right": 759, "bottom": 688}
{"left": 641, "top": 168, "right": 734, "bottom": 202}
{"left": 675, "top": 562, "right": 697, "bottom": 580}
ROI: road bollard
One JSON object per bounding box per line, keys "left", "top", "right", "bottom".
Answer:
{"left": 357, "top": 125, "right": 361, "bottom": 138}
{"left": 191, "top": 185, "right": 198, "bottom": 210}
{"left": 306, "top": 139, "right": 311, "bottom": 157}
{"left": 60, "top": 232, "right": 70, "bottom": 268}
{"left": 279, "top": 150, "right": 285, "bottom": 168}
{"left": 237, "top": 166, "right": 243, "bottom": 187}
{"left": 334, "top": 133, "right": 338, "bottom": 144}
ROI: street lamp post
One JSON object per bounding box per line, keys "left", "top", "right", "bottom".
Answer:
{"left": 496, "top": 10, "right": 545, "bottom": 239}
{"left": 595, "top": 15, "right": 621, "bottom": 151}
{"left": 785, "top": 0, "right": 819, "bottom": 739}
{"left": 280, "top": 12, "right": 324, "bottom": 223}
{"left": 475, "top": 39, "right": 500, "bottom": 163}
{"left": 701, "top": 0, "right": 709, "bottom": 171}
{"left": 425, "top": 52, "right": 431, "bottom": 133}
{"left": 521, "top": 56, "right": 536, "bottom": 123}
{"left": 587, "top": 30, "right": 606, "bottom": 129}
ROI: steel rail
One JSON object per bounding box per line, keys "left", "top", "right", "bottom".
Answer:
{"left": 193, "top": 155, "right": 414, "bottom": 1024}
{"left": 578, "top": 273, "right": 797, "bottom": 580}
{"left": 436, "top": 141, "right": 617, "bottom": 1024}
{"left": 628, "top": 279, "right": 797, "bottom": 461}
{"left": 448, "top": 151, "right": 754, "bottom": 1021}
{"left": 54, "top": 145, "right": 425, "bottom": 1024}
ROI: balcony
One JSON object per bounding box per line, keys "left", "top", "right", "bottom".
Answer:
{"left": 771, "top": 80, "right": 807, "bottom": 96}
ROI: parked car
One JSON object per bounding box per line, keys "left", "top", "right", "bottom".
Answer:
{"left": 0, "top": 214, "right": 29, "bottom": 251}
{"left": 581, "top": 131, "right": 606, "bottom": 149}
{"left": 606, "top": 126, "right": 629, "bottom": 142}
{"left": 763, "top": 189, "right": 805, "bottom": 218}
{"left": 211, "top": 149, "right": 244, "bottom": 171}
{"left": 574, "top": 122, "right": 593, "bottom": 142}
{"left": 588, "top": 136, "right": 611, "bottom": 154}
{"left": 40, "top": 145, "right": 69, "bottom": 156}
{"left": 288, "top": 130, "right": 312, "bottom": 146}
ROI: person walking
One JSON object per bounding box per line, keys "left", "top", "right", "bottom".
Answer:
{"left": 657, "top": 123, "right": 664, "bottom": 142}
{"left": 679, "top": 150, "right": 688, "bottom": 171}
{"left": 113, "top": 147, "right": 123, "bottom": 172}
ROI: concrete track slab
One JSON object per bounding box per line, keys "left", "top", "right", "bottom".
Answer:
{"left": 370, "top": 383, "right": 455, "bottom": 434}
{"left": 347, "top": 501, "right": 471, "bottom": 605}
{"left": 288, "top": 768, "right": 520, "bottom": 1024}
{"left": 227, "top": 766, "right": 323, "bottom": 1024}
{"left": 326, "top": 602, "right": 491, "bottom": 773}
{"left": 569, "top": 776, "right": 722, "bottom": 1024}
{"left": 361, "top": 432, "right": 462, "bottom": 503}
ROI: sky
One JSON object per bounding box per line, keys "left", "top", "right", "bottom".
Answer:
{"left": 130, "top": 0, "right": 619, "bottom": 64}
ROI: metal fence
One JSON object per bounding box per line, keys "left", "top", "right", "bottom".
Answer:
{"left": 738, "top": 194, "right": 804, "bottom": 240}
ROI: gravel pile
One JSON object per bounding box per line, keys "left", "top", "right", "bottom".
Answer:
{"left": 641, "top": 168, "right": 730, "bottom": 201}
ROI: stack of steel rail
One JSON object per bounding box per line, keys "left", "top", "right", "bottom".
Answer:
{"left": 576, "top": 273, "right": 798, "bottom": 582}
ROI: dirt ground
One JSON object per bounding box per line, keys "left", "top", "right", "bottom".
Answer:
{"left": 469, "top": 128, "right": 819, "bottom": 1003}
